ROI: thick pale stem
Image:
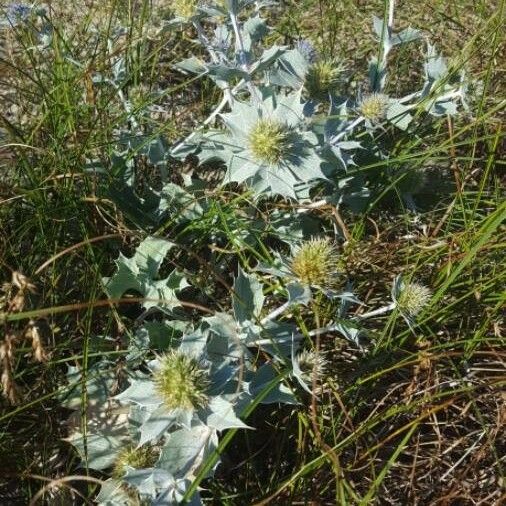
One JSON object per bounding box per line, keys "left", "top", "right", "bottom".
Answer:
{"left": 252, "top": 302, "right": 397, "bottom": 347}
{"left": 260, "top": 300, "right": 292, "bottom": 326}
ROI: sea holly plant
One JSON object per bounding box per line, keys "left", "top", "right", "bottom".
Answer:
{"left": 66, "top": 235, "right": 433, "bottom": 503}
{"left": 166, "top": 0, "right": 467, "bottom": 207}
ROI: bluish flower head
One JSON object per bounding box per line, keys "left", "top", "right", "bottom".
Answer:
{"left": 6, "top": 3, "right": 31, "bottom": 25}
{"left": 296, "top": 39, "right": 318, "bottom": 64}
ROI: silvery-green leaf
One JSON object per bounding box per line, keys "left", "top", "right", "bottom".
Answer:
{"left": 250, "top": 45, "right": 287, "bottom": 74}
{"left": 268, "top": 48, "right": 308, "bottom": 89}
{"left": 244, "top": 15, "right": 268, "bottom": 40}
{"left": 115, "top": 379, "right": 163, "bottom": 408}
{"left": 207, "top": 63, "right": 249, "bottom": 82}
{"left": 123, "top": 468, "right": 172, "bottom": 497}
{"left": 368, "top": 57, "right": 387, "bottom": 92}
{"left": 68, "top": 432, "right": 124, "bottom": 470}
{"left": 158, "top": 426, "right": 213, "bottom": 476}
{"left": 290, "top": 337, "right": 312, "bottom": 395}
{"left": 142, "top": 320, "right": 188, "bottom": 350}
{"left": 287, "top": 282, "right": 312, "bottom": 305}
{"left": 138, "top": 406, "right": 181, "bottom": 446}
{"left": 159, "top": 183, "right": 205, "bottom": 223}
{"left": 152, "top": 478, "right": 200, "bottom": 506}
{"left": 387, "top": 101, "right": 413, "bottom": 130}
{"left": 179, "top": 329, "right": 208, "bottom": 356}
{"left": 391, "top": 26, "right": 422, "bottom": 46}
{"left": 204, "top": 397, "right": 250, "bottom": 431}
{"left": 425, "top": 44, "right": 447, "bottom": 82}
{"left": 174, "top": 57, "right": 207, "bottom": 75}
{"left": 333, "top": 321, "right": 363, "bottom": 345}
{"left": 63, "top": 363, "right": 116, "bottom": 410}
{"left": 233, "top": 267, "right": 265, "bottom": 324}
{"left": 257, "top": 320, "right": 299, "bottom": 358}
{"left": 96, "top": 479, "right": 131, "bottom": 505}
{"left": 249, "top": 363, "right": 297, "bottom": 404}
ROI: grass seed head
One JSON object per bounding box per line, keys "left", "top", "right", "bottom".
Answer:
{"left": 153, "top": 351, "right": 210, "bottom": 411}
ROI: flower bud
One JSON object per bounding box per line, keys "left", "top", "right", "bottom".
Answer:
{"left": 153, "top": 351, "right": 210, "bottom": 411}
{"left": 360, "top": 93, "right": 389, "bottom": 122}
{"left": 248, "top": 119, "right": 292, "bottom": 165}
{"left": 290, "top": 238, "right": 339, "bottom": 288}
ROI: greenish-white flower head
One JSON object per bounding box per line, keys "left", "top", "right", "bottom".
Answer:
{"left": 396, "top": 282, "right": 431, "bottom": 318}
{"left": 290, "top": 238, "right": 339, "bottom": 288}
{"left": 153, "top": 351, "right": 210, "bottom": 411}
{"left": 305, "top": 61, "right": 341, "bottom": 100}
{"left": 112, "top": 446, "right": 158, "bottom": 479}
{"left": 218, "top": 90, "right": 327, "bottom": 199}
{"left": 248, "top": 119, "right": 294, "bottom": 165}
{"left": 172, "top": 0, "right": 199, "bottom": 18}
{"left": 296, "top": 350, "right": 327, "bottom": 383}
{"left": 360, "top": 93, "right": 390, "bottom": 122}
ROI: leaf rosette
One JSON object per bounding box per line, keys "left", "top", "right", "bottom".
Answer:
{"left": 202, "top": 89, "right": 327, "bottom": 199}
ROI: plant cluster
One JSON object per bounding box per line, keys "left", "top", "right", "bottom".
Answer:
{"left": 2, "top": 0, "right": 474, "bottom": 504}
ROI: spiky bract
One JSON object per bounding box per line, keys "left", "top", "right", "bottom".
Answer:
{"left": 360, "top": 93, "right": 390, "bottom": 122}
{"left": 153, "top": 351, "right": 210, "bottom": 411}
{"left": 290, "top": 238, "right": 338, "bottom": 287}
{"left": 112, "top": 446, "right": 158, "bottom": 479}
{"left": 305, "top": 61, "right": 341, "bottom": 99}
{"left": 297, "top": 350, "right": 327, "bottom": 382}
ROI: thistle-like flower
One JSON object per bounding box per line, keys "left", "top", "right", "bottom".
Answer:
{"left": 305, "top": 61, "right": 341, "bottom": 100}
{"left": 359, "top": 93, "right": 390, "bottom": 122}
{"left": 290, "top": 238, "right": 339, "bottom": 288}
{"left": 172, "top": 0, "right": 199, "bottom": 18}
{"left": 153, "top": 351, "right": 210, "bottom": 411}
{"left": 215, "top": 90, "right": 326, "bottom": 198}
{"left": 396, "top": 282, "right": 431, "bottom": 318}
{"left": 248, "top": 120, "right": 293, "bottom": 165}
{"left": 112, "top": 446, "right": 158, "bottom": 479}
{"left": 296, "top": 350, "right": 327, "bottom": 383}
{"left": 296, "top": 39, "right": 318, "bottom": 64}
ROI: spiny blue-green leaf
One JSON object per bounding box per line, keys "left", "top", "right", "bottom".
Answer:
{"left": 233, "top": 267, "right": 265, "bottom": 324}
{"left": 68, "top": 432, "right": 124, "bottom": 470}
{"left": 158, "top": 426, "right": 213, "bottom": 477}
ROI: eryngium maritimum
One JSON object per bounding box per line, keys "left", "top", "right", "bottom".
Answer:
{"left": 290, "top": 238, "right": 338, "bottom": 287}
{"left": 360, "top": 93, "right": 389, "bottom": 122}
{"left": 297, "top": 350, "right": 327, "bottom": 383}
{"left": 397, "top": 282, "right": 431, "bottom": 318}
{"left": 248, "top": 120, "right": 293, "bottom": 165}
{"left": 305, "top": 61, "right": 341, "bottom": 99}
{"left": 112, "top": 446, "right": 158, "bottom": 478}
{"left": 153, "top": 351, "right": 210, "bottom": 411}
{"left": 216, "top": 91, "right": 326, "bottom": 198}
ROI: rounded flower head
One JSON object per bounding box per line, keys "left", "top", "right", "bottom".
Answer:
{"left": 112, "top": 446, "right": 158, "bottom": 479}
{"left": 290, "top": 238, "right": 339, "bottom": 287}
{"left": 297, "top": 350, "right": 327, "bottom": 383}
{"left": 248, "top": 119, "right": 293, "bottom": 165}
{"left": 360, "top": 93, "right": 389, "bottom": 122}
{"left": 397, "top": 282, "right": 431, "bottom": 318}
{"left": 305, "top": 61, "right": 341, "bottom": 99}
{"left": 172, "top": 0, "right": 199, "bottom": 18}
{"left": 153, "top": 351, "right": 210, "bottom": 411}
